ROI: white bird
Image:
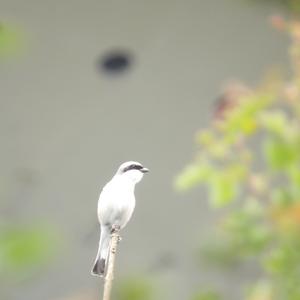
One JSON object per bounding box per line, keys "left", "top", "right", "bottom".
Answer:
{"left": 91, "top": 161, "right": 149, "bottom": 277}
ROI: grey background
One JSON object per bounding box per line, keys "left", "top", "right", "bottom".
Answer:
{"left": 1, "top": 0, "right": 288, "bottom": 299}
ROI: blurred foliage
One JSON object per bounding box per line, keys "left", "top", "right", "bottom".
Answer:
{"left": 0, "top": 22, "right": 56, "bottom": 296}
{"left": 0, "top": 22, "right": 23, "bottom": 59}
{"left": 0, "top": 225, "right": 57, "bottom": 280}
{"left": 176, "top": 17, "right": 300, "bottom": 300}
{"left": 246, "top": 0, "right": 300, "bottom": 14}
{"left": 192, "top": 290, "right": 220, "bottom": 300}
{"left": 247, "top": 280, "right": 273, "bottom": 300}
{"left": 113, "top": 277, "right": 154, "bottom": 300}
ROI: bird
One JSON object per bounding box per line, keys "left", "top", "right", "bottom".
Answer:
{"left": 91, "top": 161, "right": 149, "bottom": 277}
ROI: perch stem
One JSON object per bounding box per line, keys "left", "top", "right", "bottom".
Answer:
{"left": 102, "top": 227, "right": 120, "bottom": 300}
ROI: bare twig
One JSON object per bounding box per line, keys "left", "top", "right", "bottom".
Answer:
{"left": 102, "top": 227, "right": 120, "bottom": 300}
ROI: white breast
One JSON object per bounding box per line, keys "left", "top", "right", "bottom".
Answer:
{"left": 97, "top": 177, "right": 136, "bottom": 229}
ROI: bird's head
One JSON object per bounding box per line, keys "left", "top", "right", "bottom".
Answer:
{"left": 116, "top": 161, "right": 149, "bottom": 183}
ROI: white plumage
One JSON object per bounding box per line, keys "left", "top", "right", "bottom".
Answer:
{"left": 91, "top": 161, "right": 149, "bottom": 277}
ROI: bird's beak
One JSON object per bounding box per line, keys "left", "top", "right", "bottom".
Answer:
{"left": 141, "top": 167, "right": 149, "bottom": 173}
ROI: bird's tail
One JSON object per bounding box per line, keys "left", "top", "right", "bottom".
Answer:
{"left": 91, "top": 226, "right": 110, "bottom": 277}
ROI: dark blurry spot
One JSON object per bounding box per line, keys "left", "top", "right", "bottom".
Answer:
{"left": 148, "top": 252, "right": 178, "bottom": 273}
{"left": 14, "top": 167, "right": 38, "bottom": 185}
{"left": 214, "top": 82, "right": 250, "bottom": 121}
{"left": 98, "top": 50, "right": 133, "bottom": 75}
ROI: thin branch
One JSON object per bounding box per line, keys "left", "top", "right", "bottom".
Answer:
{"left": 102, "top": 227, "right": 120, "bottom": 300}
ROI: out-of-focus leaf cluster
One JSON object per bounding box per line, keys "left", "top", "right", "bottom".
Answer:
{"left": 248, "top": 0, "right": 300, "bottom": 14}
{"left": 0, "top": 225, "right": 57, "bottom": 280}
{"left": 0, "top": 22, "right": 23, "bottom": 59}
{"left": 113, "top": 277, "right": 154, "bottom": 300}
{"left": 192, "top": 290, "right": 220, "bottom": 300}
{"left": 176, "top": 18, "right": 300, "bottom": 300}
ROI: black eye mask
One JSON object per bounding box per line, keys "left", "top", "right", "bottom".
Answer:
{"left": 123, "top": 164, "right": 143, "bottom": 173}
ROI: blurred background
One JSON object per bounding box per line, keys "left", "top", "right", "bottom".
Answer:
{"left": 1, "top": 0, "right": 300, "bottom": 300}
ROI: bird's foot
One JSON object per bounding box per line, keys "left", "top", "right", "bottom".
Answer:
{"left": 111, "top": 224, "right": 121, "bottom": 233}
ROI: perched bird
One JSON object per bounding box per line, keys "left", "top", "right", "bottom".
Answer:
{"left": 91, "top": 161, "right": 149, "bottom": 277}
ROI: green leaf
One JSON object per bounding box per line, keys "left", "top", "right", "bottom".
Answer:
{"left": 114, "top": 277, "right": 153, "bottom": 300}
{"left": 223, "top": 93, "right": 274, "bottom": 135}
{"left": 0, "top": 226, "right": 57, "bottom": 276}
{"left": 209, "top": 173, "right": 237, "bottom": 207}
{"left": 259, "top": 110, "right": 288, "bottom": 136}
{"left": 175, "top": 163, "right": 212, "bottom": 191}
{"left": 264, "top": 137, "right": 298, "bottom": 170}
{"left": 0, "top": 23, "right": 23, "bottom": 58}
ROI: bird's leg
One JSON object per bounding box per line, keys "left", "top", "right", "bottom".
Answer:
{"left": 111, "top": 224, "right": 122, "bottom": 244}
